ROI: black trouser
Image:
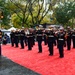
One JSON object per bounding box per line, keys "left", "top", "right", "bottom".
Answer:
{"left": 15, "top": 40, "right": 19, "bottom": 47}
{"left": 48, "top": 42, "right": 53, "bottom": 55}
{"left": 57, "top": 40, "right": 59, "bottom": 48}
{"left": 15, "top": 42, "right": 18, "bottom": 47}
{"left": 32, "top": 36, "right": 35, "bottom": 45}
{"left": 67, "top": 39, "right": 71, "bottom": 50}
{"left": 58, "top": 45, "right": 64, "bottom": 57}
{"left": 43, "top": 35, "right": 47, "bottom": 45}
{"left": 11, "top": 38, "right": 14, "bottom": 47}
{"left": 20, "top": 40, "right": 24, "bottom": 48}
{"left": 25, "top": 37, "right": 27, "bottom": 46}
{"left": 31, "top": 37, "right": 33, "bottom": 47}
{"left": 28, "top": 37, "right": 32, "bottom": 50}
{"left": 72, "top": 39, "right": 75, "bottom": 48}
{"left": 54, "top": 37, "right": 56, "bottom": 46}
{"left": 11, "top": 41, "right": 14, "bottom": 46}
{"left": 38, "top": 41, "right": 42, "bottom": 52}
{"left": 64, "top": 41, "right": 66, "bottom": 47}
{"left": 58, "top": 40, "right": 64, "bottom": 57}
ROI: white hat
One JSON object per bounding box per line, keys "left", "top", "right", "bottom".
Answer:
{"left": 39, "top": 25, "right": 43, "bottom": 28}
{"left": 73, "top": 28, "right": 75, "bottom": 30}
{"left": 59, "top": 27, "right": 64, "bottom": 30}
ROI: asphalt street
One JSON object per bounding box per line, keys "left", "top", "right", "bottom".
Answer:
{"left": 0, "top": 56, "right": 41, "bottom": 75}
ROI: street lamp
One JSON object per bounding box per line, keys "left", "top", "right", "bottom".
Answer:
{"left": 0, "top": 10, "right": 3, "bottom": 56}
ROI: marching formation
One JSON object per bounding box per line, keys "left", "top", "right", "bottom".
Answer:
{"left": 10, "top": 26, "right": 75, "bottom": 58}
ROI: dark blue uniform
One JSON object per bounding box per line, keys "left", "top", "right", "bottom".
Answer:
{"left": 36, "top": 29, "right": 43, "bottom": 53}
{"left": 66, "top": 30, "right": 72, "bottom": 50}
{"left": 47, "top": 29, "right": 55, "bottom": 56}
{"left": 72, "top": 30, "right": 75, "bottom": 48}
{"left": 27, "top": 32, "right": 33, "bottom": 50}
{"left": 43, "top": 30, "right": 47, "bottom": 45}
{"left": 20, "top": 30, "right": 25, "bottom": 49}
{"left": 14, "top": 31, "right": 19, "bottom": 47}
{"left": 10, "top": 31, "right": 15, "bottom": 47}
{"left": 57, "top": 30, "right": 65, "bottom": 58}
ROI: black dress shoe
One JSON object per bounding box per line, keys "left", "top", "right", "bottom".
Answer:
{"left": 38, "top": 51, "right": 42, "bottom": 53}
{"left": 59, "top": 56, "right": 64, "bottom": 58}
{"left": 28, "top": 49, "right": 32, "bottom": 50}
{"left": 49, "top": 54, "right": 53, "bottom": 56}
{"left": 20, "top": 48, "right": 24, "bottom": 49}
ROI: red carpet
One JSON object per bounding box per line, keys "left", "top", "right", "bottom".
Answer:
{"left": 2, "top": 43, "right": 75, "bottom": 75}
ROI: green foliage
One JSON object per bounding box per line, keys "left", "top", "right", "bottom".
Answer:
{"left": 8, "top": 0, "right": 51, "bottom": 28}
{"left": 55, "top": 1, "right": 75, "bottom": 27}
{"left": 1, "top": 0, "right": 75, "bottom": 29}
{"left": 0, "top": 0, "right": 11, "bottom": 28}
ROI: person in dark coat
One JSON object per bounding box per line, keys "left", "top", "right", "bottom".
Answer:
{"left": 72, "top": 28, "right": 75, "bottom": 48}
{"left": 46, "top": 29, "right": 55, "bottom": 56}
{"left": 26, "top": 28, "right": 33, "bottom": 50}
{"left": 10, "top": 30, "right": 15, "bottom": 47}
{"left": 66, "top": 27, "right": 72, "bottom": 50}
{"left": 14, "top": 29, "right": 19, "bottom": 47}
{"left": 2, "top": 34, "right": 8, "bottom": 45}
{"left": 32, "top": 29, "right": 36, "bottom": 46}
{"left": 57, "top": 28, "right": 65, "bottom": 58}
{"left": 43, "top": 29, "right": 47, "bottom": 45}
{"left": 20, "top": 29, "right": 25, "bottom": 49}
{"left": 24, "top": 28, "right": 29, "bottom": 46}
{"left": 36, "top": 28, "right": 43, "bottom": 53}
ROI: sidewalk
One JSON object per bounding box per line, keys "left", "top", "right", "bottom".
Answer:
{"left": 0, "top": 56, "right": 40, "bottom": 75}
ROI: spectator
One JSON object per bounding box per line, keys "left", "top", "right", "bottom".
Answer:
{"left": 2, "top": 34, "right": 10, "bottom": 45}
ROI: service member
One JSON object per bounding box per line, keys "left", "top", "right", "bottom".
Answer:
{"left": 72, "top": 28, "right": 75, "bottom": 48}
{"left": 36, "top": 28, "right": 43, "bottom": 53}
{"left": 20, "top": 29, "right": 25, "bottom": 49}
{"left": 27, "top": 28, "right": 33, "bottom": 50}
{"left": 10, "top": 30, "right": 15, "bottom": 47}
{"left": 57, "top": 28, "right": 65, "bottom": 58}
{"left": 14, "top": 29, "right": 19, "bottom": 47}
{"left": 66, "top": 27, "right": 72, "bottom": 50}
{"left": 47, "top": 29, "right": 55, "bottom": 56}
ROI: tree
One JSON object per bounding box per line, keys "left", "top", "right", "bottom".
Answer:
{"left": 54, "top": 1, "right": 75, "bottom": 27}
{"left": 28, "top": 0, "right": 51, "bottom": 25}
{"left": 0, "top": 0, "right": 11, "bottom": 28}
{"left": 9, "top": 0, "right": 51, "bottom": 28}
{"left": 8, "top": 0, "right": 29, "bottom": 27}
